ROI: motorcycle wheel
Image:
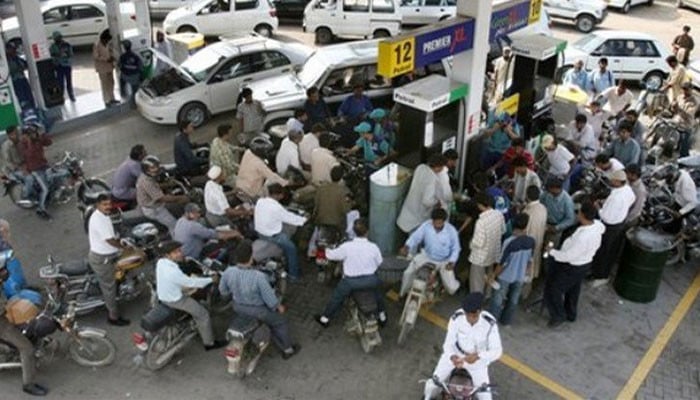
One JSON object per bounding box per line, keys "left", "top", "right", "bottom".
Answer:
{"left": 360, "top": 334, "right": 373, "bottom": 354}
{"left": 7, "top": 183, "right": 35, "bottom": 209}
{"left": 397, "top": 300, "right": 419, "bottom": 346}
{"left": 145, "top": 330, "right": 175, "bottom": 371}
{"left": 77, "top": 179, "right": 110, "bottom": 205}
{"left": 69, "top": 332, "right": 116, "bottom": 367}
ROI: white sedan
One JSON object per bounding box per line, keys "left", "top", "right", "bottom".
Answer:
{"left": 135, "top": 36, "right": 313, "bottom": 127}
{"left": 1, "top": 0, "right": 137, "bottom": 48}
{"left": 562, "top": 30, "right": 672, "bottom": 87}
{"left": 148, "top": 0, "right": 199, "bottom": 18}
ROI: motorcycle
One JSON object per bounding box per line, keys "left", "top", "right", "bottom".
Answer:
{"left": 645, "top": 112, "right": 682, "bottom": 165}
{"left": 314, "top": 225, "right": 343, "bottom": 284}
{"left": 345, "top": 289, "right": 382, "bottom": 353}
{"left": 39, "top": 248, "right": 150, "bottom": 316}
{"left": 633, "top": 81, "right": 668, "bottom": 118}
{"left": 224, "top": 257, "right": 288, "bottom": 378}
{"left": 132, "top": 259, "right": 229, "bottom": 371}
{"left": 335, "top": 152, "right": 369, "bottom": 215}
{"left": 4, "top": 151, "right": 109, "bottom": 210}
{"left": 570, "top": 166, "right": 610, "bottom": 205}
{"left": 0, "top": 290, "right": 116, "bottom": 371}
{"left": 430, "top": 368, "right": 496, "bottom": 400}
{"left": 397, "top": 262, "right": 441, "bottom": 346}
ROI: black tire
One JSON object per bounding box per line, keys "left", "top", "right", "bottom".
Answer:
{"left": 647, "top": 0, "right": 654, "bottom": 5}
{"left": 77, "top": 179, "right": 110, "bottom": 205}
{"left": 69, "top": 333, "right": 116, "bottom": 367}
{"left": 373, "top": 29, "right": 390, "bottom": 39}
{"left": 315, "top": 27, "right": 332, "bottom": 45}
{"left": 145, "top": 331, "right": 175, "bottom": 371}
{"left": 676, "top": 0, "right": 684, "bottom": 8}
{"left": 176, "top": 25, "right": 197, "bottom": 33}
{"left": 622, "top": 1, "right": 631, "bottom": 13}
{"left": 7, "top": 182, "right": 34, "bottom": 209}
{"left": 254, "top": 24, "right": 273, "bottom": 37}
{"left": 575, "top": 14, "right": 596, "bottom": 33}
{"left": 177, "top": 102, "right": 208, "bottom": 128}
{"left": 643, "top": 71, "right": 666, "bottom": 89}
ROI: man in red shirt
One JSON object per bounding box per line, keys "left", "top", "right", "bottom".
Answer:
{"left": 490, "top": 138, "right": 535, "bottom": 178}
{"left": 18, "top": 126, "right": 54, "bottom": 219}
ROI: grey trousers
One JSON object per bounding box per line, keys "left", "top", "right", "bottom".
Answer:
{"left": 206, "top": 212, "right": 230, "bottom": 228}
{"left": 0, "top": 316, "right": 36, "bottom": 385}
{"left": 469, "top": 263, "right": 493, "bottom": 294}
{"left": 164, "top": 296, "right": 213, "bottom": 346}
{"left": 88, "top": 251, "right": 119, "bottom": 318}
{"left": 141, "top": 206, "right": 177, "bottom": 235}
{"left": 234, "top": 304, "right": 293, "bottom": 352}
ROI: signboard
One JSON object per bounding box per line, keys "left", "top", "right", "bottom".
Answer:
{"left": 489, "top": 0, "right": 543, "bottom": 43}
{"left": 378, "top": 17, "right": 475, "bottom": 79}
{"left": 393, "top": 75, "right": 470, "bottom": 113}
{"left": 496, "top": 93, "right": 520, "bottom": 115}
{"left": 30, "top": 42, "right": 50, "bottom": 61}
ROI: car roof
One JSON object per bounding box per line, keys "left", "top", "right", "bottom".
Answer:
{"left": 591, "top": 30, "right": 659, "bottom": 42}
{"left": 207, "top": 37, "right": 277, "bottom": 57}
{"left": 314, "top": 40, "right": 381, "bottom": 66}
{"left": 44, "top": 0, "right": 105, "bottom": 8}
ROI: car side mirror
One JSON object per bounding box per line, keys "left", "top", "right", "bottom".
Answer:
{"left": 321, "top": 86, "right": 332, "bottom": 96}
{"left": 590, "top": 52, "right": 601, "bottom": 57}
{"left": 210, "top": 74, "right": 223, "bottom": 83}
{"left": 293, "top": 64, "right": 302, "bottom": 73}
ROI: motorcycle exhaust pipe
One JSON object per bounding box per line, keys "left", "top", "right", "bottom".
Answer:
{"left": 73, "top": 299, "right": 106, "bottom": 314}
{"left": 0, "top": 362, "right": 23, "bottom": 370}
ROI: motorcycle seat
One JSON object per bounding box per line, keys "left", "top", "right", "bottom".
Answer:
{"left": 351, "top": 290, "right": 378, "bottom": 315}
{"left": 140, "top": 303, "right": 186, "bottom": 332}
{"left": 227, "top": 314, "right": 260, "bottom": 340}
{"left": 416, "top": 263, "right": 437, "bottom": 280}
{"left": 58, "top": 259, "right": 92, "bottom": 276}
{"left": 119, "top": 209, "right": 150, "bottom": 227}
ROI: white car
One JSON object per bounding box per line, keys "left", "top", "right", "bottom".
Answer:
{"left": 604, "top": 0, "right": 654, "bottom": 14}
{"left": 163, "top": 0, "right": 279, "bottom": 37}
{"left": 149, "top": 0, "right": 200, "bottom": 18}
{"left": 677, "top": 0, "right": 700, "bottom": 12}
{"left": 303, "top": 0, "right": 402, "bottom": 44}
{"left": 399, "top": 0, "right": 455, "bottom": 26}
{"left": 135, "top": 36, "right": 313, "bottom": 126}
{"left": 1, "top": 0, "right": 137, "bottom": 48}
{"left": 562, "top": 30, "right": 671, "bottom": 87}
{"left": 544, "top": 0, "right": 607, "bottom": 33}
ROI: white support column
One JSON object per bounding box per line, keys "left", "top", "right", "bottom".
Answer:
{"left": 104, "top": 0, "right": 124, "bottom": 59}
{"left": 14, "top": 0, "right": 47, "bottom": 109}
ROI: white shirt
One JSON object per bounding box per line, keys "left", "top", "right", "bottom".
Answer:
{"left": 326, "top": 237, "right": 383, "bottom": 277}
{"left": 275, "top": 137, "right": 301, "bottom": 176}
{"left": 597, "top": 158, "right": 625, "bottom": 180}
{"left": 550, "top": 220, "right": 606, "bottom": 266}
{"left": 546, "top": 145, "right": 574, "bottom": 176}
{"left": 311, "top": 147, "right": 339, "bottom": 185}
{"left": 88, "top": 209, "right": 119, "bottom": 255}
{"left": 204, "top": 180, "right": 229, "bottom": 216}
{"left": 675, "top": 170, "right": 698, "bottom": 214}
{"left": 397, "top": 164, "right": 444, "bottom": 233}
{"left": 599, "top": 184, "right": 636, "bottom": 225}
{"left": 254, "top": 197, "right": 307, "bottom": 237}
{"left": 299, "top": 133, "right": 320, "bottom": 165}
{"left": 513, "top": 169, "right": 542, "bottom": 205}
{"left": 577, "top": 106, "right": 609, "bottom": 140}
{"left": 443, "top": 310, "right": 502, "bottom": 366}
{"left": 438, "top": 167, "right": 453, "bottom": 208}
{"left": 600, "top": 87, "right": 634, "bottom": 115}
{"left": 577, "top": 123, "right": 599, "bottom": 162}
{"left": 156, "top": 258, "right": 212, "bottom": 303}
{"left": 286, "top": 118, "right": 305, "bottom": 134}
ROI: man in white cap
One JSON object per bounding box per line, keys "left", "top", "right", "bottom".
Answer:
{"left": 204, "top": 165, "right": 251, "bottom": 227}
{"left": 541, "top": 135, "right": 576, "bottom": 192}
{"left": 423, "top": 292, "right": 502, "bottom": 400}
{"left": 590, "top": 169, "right": 636, "bottom": 288}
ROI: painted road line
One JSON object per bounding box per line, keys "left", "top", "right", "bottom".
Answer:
{"left": 386, "top": 290, "right": 584, "bottom": 399}
{"left": 617, "top": 271, "right": 700, "bottom": 400}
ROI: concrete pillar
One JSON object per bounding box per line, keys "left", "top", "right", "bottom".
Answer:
{"left": 104, "top": 0, "right": 124, "bottom": 59}
{"left": 14, "top": 0, "right": 47, "bottom": 109}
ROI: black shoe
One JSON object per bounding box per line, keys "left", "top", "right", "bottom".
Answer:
{"left": 314, "top": 314, "right": 329, "bottom": 328}
{"left": 36, "top": 210, "right": 51, "bottom": 220}
{"left": 282, "top": 344, "right": 301, "bottom": 360}
{"left": 23, "top": 383, "right": 48, "bottom": 396}
{"left": 547, "top": 319, "right": 564, "bottom": 329}
{"left": 205, "top": 340, "right": 227, "bottom": 351}
{"left": 107, "top": 317, "right": 130, "bottom": 326}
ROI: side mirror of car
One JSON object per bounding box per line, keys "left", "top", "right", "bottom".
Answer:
{"left": 321, "top": 86, "right": 332, "bottom": 96}
{"left": 590, "top": 52, "right": 601, "bottom": 57}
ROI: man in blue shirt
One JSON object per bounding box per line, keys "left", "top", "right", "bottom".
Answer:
{"left": 587, "top": 57, "right": 615, "bottom": 97}
{"left": 348, "top": 122, "right": 392, "bottom": 168}
{"left": 487, "top": 213, "right": 535, "bottom": 325}
{"left": 481, "top": 112, "right": 521, "bottom": 169}
{"left": 398, "top": 208, "right": 461, "bottom": 297}
{"left": 174, "top": 119, "right": 208, "bottom": 178}
{"left": 563, "top": 59, "right": 588, "bottom": 90}
{"left": 540, "top": 177, "right": 576, "bottom": 246}
{"left": 304, "top": 86, "right": 331, "bottom": 130}
{"left": 603, "top": 121, "right": 641, "bottom": 167}
{"left": 337, "top": 83, "right": 373, "bottom": 122}
{"left": 219, "top": 240, "right": 300, "bottom": 359}
{"left": 118, "top": 40, "right": 143, "bottom": 104}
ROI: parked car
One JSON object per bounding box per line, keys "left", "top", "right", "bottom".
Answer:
{"left": 149, "top": 0, "right": 199, "bottom": 18}
{"left": 245, "top": 39, "right": 448, "bottom": 131}
{"left": 562, "top": 30, "right": 671, "bottom": 87}
{"left": 544, "top": 0, "right": 607, "bottom": 33}
{"left": 677, "top": 0, "right": 700, "bottom": 12}
{"left": 273, "top": 0, "right": 310, "bottom": 20}
{"left": 1, "top": 0, "right": 137, "bottom": 48}
{"left": 303, "top": 0, "right": 402, "bottom": 44}
{"left": 135, "top": 36, "right": 313, "bottom": 127}
{"left": 605, "top": 0, "right": 654, "bottom": 14}
{"left": 399, "top": 0, "right": 455, "bottom": 26}
{"left": 163, "top": 0, "right": 279, "bottom": 37}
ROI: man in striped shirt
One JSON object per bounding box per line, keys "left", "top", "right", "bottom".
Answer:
{"left": 469, "top": 192, "right": 506, "bottom": 293}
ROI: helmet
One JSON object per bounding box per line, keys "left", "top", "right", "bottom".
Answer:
{"left": 249, "top": 136, "right": 273, "bottom": 159}
{"left": 141, "top": 155, "right": 161, "bottom": 174}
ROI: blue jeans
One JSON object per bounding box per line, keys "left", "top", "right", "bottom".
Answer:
{"left": 262, "top": 232, "right": 300, "bottom": 279}
{"left": 233, "top": 303, "right": 294, "bottom": 352}
{"left": 322, "top": 274, "right": 385, "bottom": 319}
{"left": 55, "top": 65, "right": 74, "bottom": 100}
{"left": 12, "top": 77, "right": 35, "bottom": 110}
{"left": 488, "top": 279, "right": 523, "bottom": 325}
{"left": 30, "top": 170, "right": 49, "bottom": 212}
{"left": 679, "top": 130, "right": 691, "bottom": 158}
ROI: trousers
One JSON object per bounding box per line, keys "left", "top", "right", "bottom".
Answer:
{"left": 590, "top": 222, "right": 625, "bottom": 279}
{"left": 55, "top": 65, "right": 74, "bottom": 100}
{"left": 322, "top": 274, "right": 385, "bottom": 319}
{"left": 233, "top": 304, "right": 293, "bottom": 352}
{"left": 423, "top": 353, "right": 492, "bottom": 400}
{"left": 87, "top": 251, "right": 119, "bottom": 318}
{"left": 0, "top": 316, "right": 36, "bottom": 385}
{"left": 261, "top": 232, "right": 300, "bottom": 279}
{"left": 141, "top": 206, "right": 177, "bottom": 235}
{"left": 164, "top": 296, "right": 213, "bottom": 346}
{"left": 469, "top": 264, "right": 493, "bottom": 293}
{"left": 98, "top": 71, "right": 115, "bottom": 104}
{"left": 399, "top": 252, "right": 460, "bottom": 296}
{"left": 544, "top": 260, "right": 591, "bottom": 323}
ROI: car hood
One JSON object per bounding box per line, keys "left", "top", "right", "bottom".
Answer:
{"left": 247, "top": 74, "right": 307, "bottom": 111}
{"left": 141, "top": 48, "right": 197, "bottom": 97}
{"left": 165, "top": 3, "right": 196, "bottom": 21}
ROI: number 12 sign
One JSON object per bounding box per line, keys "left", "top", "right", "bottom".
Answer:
{"left": 378, "top": 37, "right": 416, "bottom": 78}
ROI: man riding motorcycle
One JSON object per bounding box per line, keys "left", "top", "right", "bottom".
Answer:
{"left": 111, "top": 144, "right": 147, "bottom": 208}
{"left": 135, "top": 155, "right": 189, "bottom": 235}
{"left": 0, "top": 126, "right": 30, "bottom": 197}
{"left": 18, "top": 125, "right": 64, "bottom": 220}
{"left": 235, "top": 137, "right": 288, "bottom": 199}
{"left": 672, "top": 82, "right": 699, "bottom": 158}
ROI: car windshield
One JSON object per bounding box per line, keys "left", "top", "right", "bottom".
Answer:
{"left": 180, "top": 47, "right": 225, "bottom": 82}
{"left": 297, "top": 52, "right": 330, "bottom": 87}
{"left": 572, "top": 34, "right": 601, "bottom": 53}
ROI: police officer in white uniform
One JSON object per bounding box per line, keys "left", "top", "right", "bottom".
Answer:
{"left": 424, "top": 292, "right": 502, "bottom": 400}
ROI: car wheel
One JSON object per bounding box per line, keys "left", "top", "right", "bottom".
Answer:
{"left": 622, "top": 1, "right": 631, "bottom": 13}
{"left": 178, "top": 102, "right": 208, "bottom": 128}
{"left": 254, "top": 24, "right": 273, "bottom": 38}
{"left": 176, "top": 25, "right": 197, "bottom": 33}
{"left": 647, "top": 0, "right": 654, "bottom": 5}
{"left": 315, "top": 27, "right": 332, "bottom": 45}
{"left": 643, "top": 71, "right": 666, "bottom": 89}
{"left": 575, "top": 14, "right": 595, "bottom": 33}
{"left": 676, "top": 0, "right": 684, "bottom": 8}
{"left": 373, "top": 29, "right": 390, "bottom": 39}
